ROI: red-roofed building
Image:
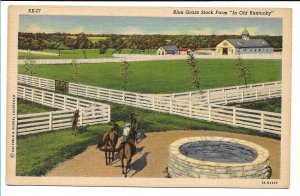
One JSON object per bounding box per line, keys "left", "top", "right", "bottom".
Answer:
{"left": 179, "top": 48, "right": 196, "bottom": 55}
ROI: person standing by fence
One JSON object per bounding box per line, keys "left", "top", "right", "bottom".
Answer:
{"left": 71, "top": 110, "right": 80, "bottom": 135}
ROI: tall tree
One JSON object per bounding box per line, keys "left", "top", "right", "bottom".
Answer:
{"left": 186, "top": 53, "right": 201, "bottom": 89}
{"left": 236, "top": 56, "right": 251, "bottom": 86}
{"left": 76, "top": 33, "right": 89, "bottom": 49}
{"left": 24, "top": 53, "right": 36, "bottom": 76}
{"left": 72, "top": 59, "right": 80, "bottom": 95}
{"left": 120, "top": 60, "right": 132, "bottom": 91}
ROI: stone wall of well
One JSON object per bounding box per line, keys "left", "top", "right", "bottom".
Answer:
{"left": 168, "top": 137, "right": 272, "bottom": 179}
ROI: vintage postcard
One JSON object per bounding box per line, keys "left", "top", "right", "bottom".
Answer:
{"left": 6, "top": 6, "right": 291, "bottom": 188}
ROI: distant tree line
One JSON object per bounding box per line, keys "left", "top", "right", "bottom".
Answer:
{"left": 18, "top": 32, "right": 283, "bottom": 52}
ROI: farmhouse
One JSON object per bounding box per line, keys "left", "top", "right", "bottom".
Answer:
{"left": 216, "top": 28, "right": 273, "bottom": 55}
{"left": 179, "top": 48, "right": 196, "bottom": 55}
{"left": 157, "top": 45, "right": 179, "bottom": 55}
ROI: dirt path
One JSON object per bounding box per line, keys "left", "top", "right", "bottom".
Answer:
{"left": 47, "top": 130, "right": 280, "bottom": 178}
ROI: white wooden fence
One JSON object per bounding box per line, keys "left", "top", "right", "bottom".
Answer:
{"left": 17, "top": 85, "right": 110, "bottom": 135}
{"left": 18, "top": 74, "right": 55, "bottom": 91}
{"left": 69, "top": 82, "right": 281, "bottom": 135}
{"left": 18, "top": 74, "right": 281, "bottom": 105}
{"left": 17, "top": 74, "right": 282, "bottom": 135}
{"left": 164, "top": 81, "right": 282, "bottom": 105}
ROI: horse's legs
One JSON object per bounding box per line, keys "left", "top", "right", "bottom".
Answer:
{"left": 121, "top": 158, "right": 125, "bottom": 174}
{"left": 105, "top": 146, "right": 108, "bottom": 165}
{"left": 108, "top": 151, "right": 111, "bottom": 164}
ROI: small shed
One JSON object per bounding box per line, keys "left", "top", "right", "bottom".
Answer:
{"left": 179, "top": 48, "right": 196, "bottom": 55}
{"left": 157, "top": 45, "right": 179, "bottom": 55}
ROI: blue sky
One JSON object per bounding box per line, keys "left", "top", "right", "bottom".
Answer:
{"left": 19, "top": 15, "right": 282, "bottom": 36}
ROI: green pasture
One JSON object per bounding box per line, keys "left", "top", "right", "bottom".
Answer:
{"left": 18, "top": 49, "right": 113, "bottom": 59}
{"left": 88, "top": 36, "right": 108, "bottom": 43}
{"left": 231, "top": 98, "right": 281, "bottom": 113}
{"left": 17, "top": 98, "right": 57, "bottom": 114}
{"left": 16, "top": 100, "right": 279, "bottom": 176}
{"left": 18, "top": 48, "right": 157, "bottom": 59}
{"left": 18, "top": 59, "right": 281, "bottom": 94}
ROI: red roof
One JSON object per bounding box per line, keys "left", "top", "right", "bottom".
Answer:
{"left": 179, "top": 48, "right": 196, "bottom": 51}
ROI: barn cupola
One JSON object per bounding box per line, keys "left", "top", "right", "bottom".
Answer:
{"left": 242, "top": 27, "right": 250, "bottom": 40}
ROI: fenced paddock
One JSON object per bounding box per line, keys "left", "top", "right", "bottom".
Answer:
{"left": 69, "top": 83, "right": 281, "bottom": 135}
{"left": 17, "top": 85, "right": 110, "bottom": 135}
{"left": 17, "top": 74, "right": 282, "bottom": 135}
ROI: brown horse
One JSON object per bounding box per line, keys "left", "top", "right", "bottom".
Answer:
{"left": 113, "top": 129, "right": 137, "bottom": 177}
{"left": 97, "top": 126, "right": 119, "bottom": 165}
{"left": 71, "top": 110, "right": 79, "bottom": 135}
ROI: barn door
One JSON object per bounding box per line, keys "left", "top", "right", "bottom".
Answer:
{"left": 55, "top": 80, "right": 69, "bottom": 93}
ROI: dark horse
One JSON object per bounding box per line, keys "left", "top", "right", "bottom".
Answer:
{"left": 71, "top": 110, "right": 79, "bottom": 135}
{"left": 97, "top": 123, "right": 119, "bottom": 165}
{"left": 107, "top": 128, "right": 137, "bottom": 177}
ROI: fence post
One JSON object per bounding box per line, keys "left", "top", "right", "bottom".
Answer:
{"left": 63, "top": 96, "right": 66, "bottom": 110}
{"left": 241, "top": 90, "right": 244, "bottom": 102}
{"left": 261, "top": 112, "right": 265, "bottom": 132}
{"left": 49, "top": 112, "right": 53, "bottom": 131}
{"left": 233, "top": 108, "right": 236, "bottom": 126}
{"left": 76, "top": 99, "right": 79, "bottom": 109}
{"left": 207, "top": 91, "right": 210, "bottom": 104}
{"left": 224, "top": 91, "right": 228, "bottom": 105}
{"left": 52, "top": 94, "right": 55, "bottom": 107}
{"left": 23, "top": 87, "right": 26, "bottom": 99}
{"left": 170, "top": 96, "right": 173, "bottom": 114}
{"left": 152, "top": 96, "right": 155, "bottom": 110}
{"left": 256, "top": 89, "right": 258, "bottom": 100}
{"left": 109, "top": 89, "right": 112, "bottom": 101}
{"left": 80, "top": 108, "right": 83, "bottom": 126}
{"left": 85, "top": 86, "right": 88, "bottom": 96}
{"left": 97, "top": 88, "right": 100, "bottom": 99}
{"left": 31, "top": 89, "right": 34, "bottom": 102}
{"left": 208, "top": 105, "right": 211, "bottom": 121}
{"left": 122, "top": 92, "right": 125, "bottom": 104}
{"left": 268, "top": 87, "right": 271, "bottom": 98}
{"left": 189, "top": 99, "right": 192, "bottom": 117}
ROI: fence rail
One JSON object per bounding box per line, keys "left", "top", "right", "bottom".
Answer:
{"left": 17, "top": 85, "right": 110, "bottom": 135}
{"left": 69, "top": 82, "right": 281, "bottom": 135}
{"left": 162, "top": 81, "right": 282, "bottom": 105}
{"left": 18, "top": 74, "right": 55, "bottom": 91}
{"left": 17, "top": 74, "right": 282, "bottom": 135}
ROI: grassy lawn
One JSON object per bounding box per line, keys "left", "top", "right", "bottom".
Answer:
{"left": 16, "top": 124, "right": 110, "bottom": 176}
{"left": 18, "top": 48, "right": 156, "bottom": 59}
{"left": 88, "top": 36, "right": 108, "bottom": 43}
{"left": 231, "top": 98, "right": 281, "bottom": 113}
{"left": 16, "top": 100, "right": 279, "bottom": 176}
{"left": 17, "top": 98, "right": 57, "bottom": 114}
{"left": 18, "top": 49, "right": 114, "bottom": 59}
{"left": 19, "top": 59, "right": 281, "bottom": 94}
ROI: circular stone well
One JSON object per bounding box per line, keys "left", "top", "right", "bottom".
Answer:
{"left": 168, "top": 137, "right": 272, "bottom": 179}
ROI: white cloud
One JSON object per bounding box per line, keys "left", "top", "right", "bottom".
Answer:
{"left": 163, "top": 28, "right": 213, "bottom": 35}
{"left": 116, "top": 27, "right": 144, "bottom": 35}
{"left": 215, "top": 27, "right": 261, "bottom": 35}
{"left": 24, "top": 24, "right": 45, "bottom": 33}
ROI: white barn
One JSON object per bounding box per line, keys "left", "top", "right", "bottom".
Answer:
{"left": 216, "top": 28, "right": 273, "bottom": 55}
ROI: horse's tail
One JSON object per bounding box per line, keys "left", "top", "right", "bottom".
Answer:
{"left": 96, "top": 133, "right": 110, "bottom": 149}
